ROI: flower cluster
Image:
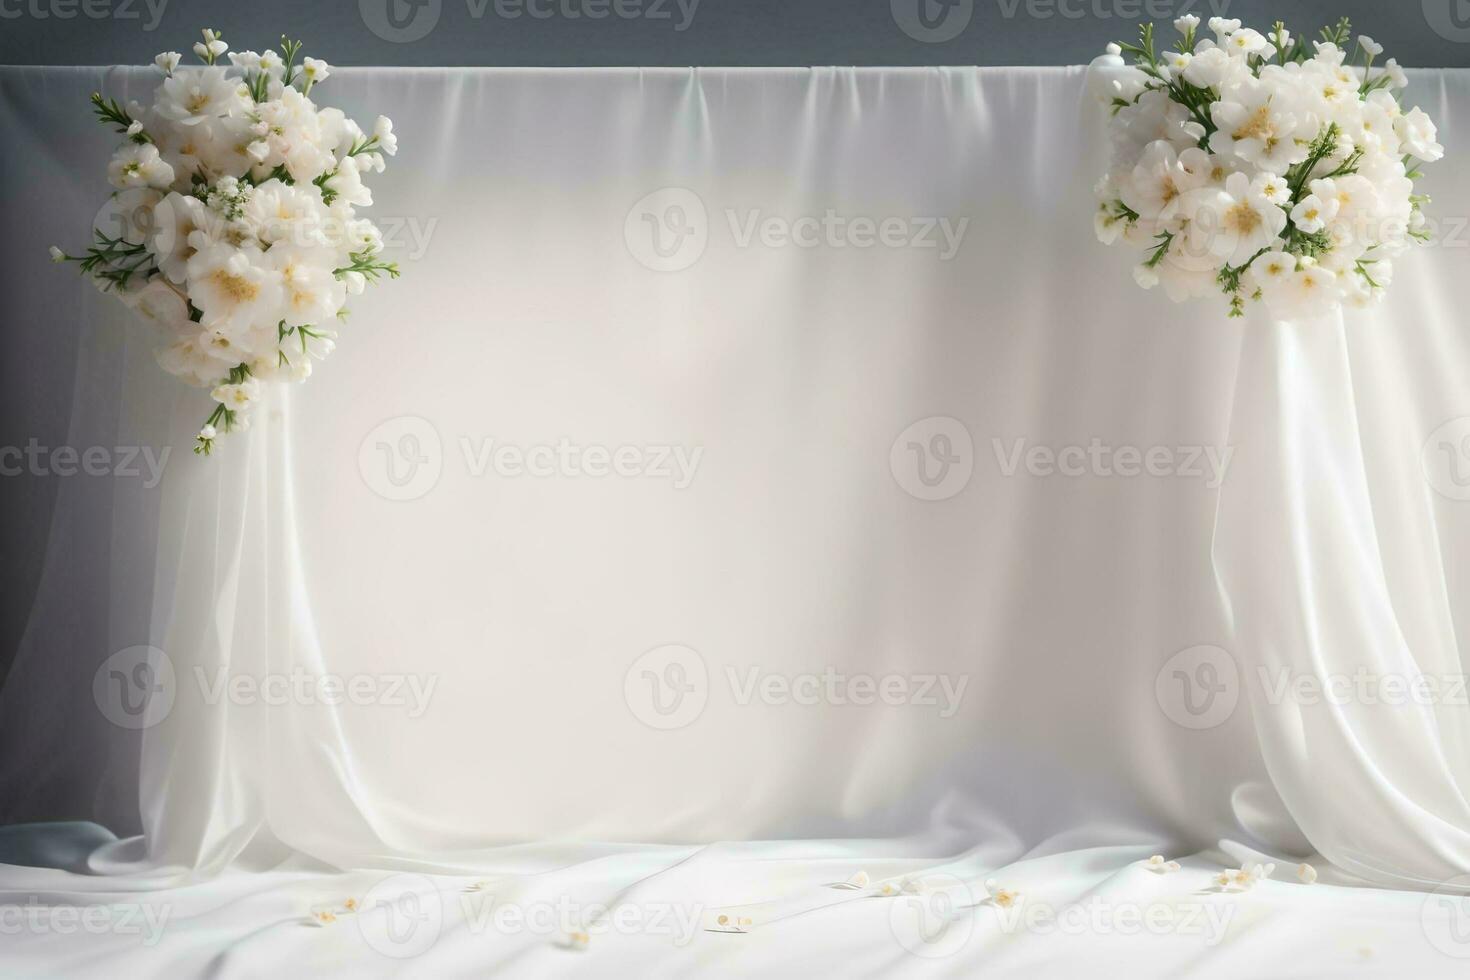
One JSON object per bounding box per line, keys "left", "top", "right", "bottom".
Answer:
{"left": 52, "top": 29, "right": 400, "bottom": 454}
{"left": 1089, "top": 16, "right": 1442, "bottom": 319}
{"left": 1212, "top": 862, "right": 1275, "bottom": 891}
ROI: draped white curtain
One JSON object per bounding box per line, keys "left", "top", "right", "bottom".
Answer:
{"left": 3, "top": 66, "right": 1470, "bottom": 904}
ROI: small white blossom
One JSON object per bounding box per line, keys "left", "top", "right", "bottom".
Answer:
{"left": 210, "top": 377, "right": 261, "bottom": 411}
{"left": 1145, "top": 855, "right": 1182, "bottom": 873}
{"left": 983, "top": 879, "right": 1022, "bottom": 909}
{"left": 153, "top": 51, "right": 181, "bottom": 74}
{"left": 1297, "top": 863, "right": 1318, "bottom": 884}
{"left": 302, "top": 57, "right": 331, "bottom": 85}
{"left": 1212, "top": 863, "right": 1275, "bottom": 891}
{"left": 373, "top": 116, "right": 398, "bottom": 156}
{"left": 1291, "top": 194, "right": 1339, "bottom": 234}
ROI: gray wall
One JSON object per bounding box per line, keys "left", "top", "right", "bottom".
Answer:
{"left": 1, "top": 0, "right": 1468, "bottom": 67}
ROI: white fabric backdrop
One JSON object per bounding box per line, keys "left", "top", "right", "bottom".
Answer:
{"left": 3, "top": 65, "right": 1470, "bottom": 976}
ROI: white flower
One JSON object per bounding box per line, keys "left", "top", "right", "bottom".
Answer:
{"left": 258, "top": 50, "right": 284, "bottom": 76}
{"left": 185, "top": 241, "right": 283, "bottom": 334}
{"left": 1212, "top": 863, "right": 1275, "bottom": 891}
{"left": 1145, "top": 855, "right": 1182, "bottom": 873}
{"left": 271, "top": 245, "right": 346, "bottom": 327}
{"left": 154, "top": 51, "right": 181, "bottom": 74}
{"left": 324, "top": 155, "right": 373, "bottom": 207}
{"left": 196, "top": 28, "right": 228, "bottom": 59}
{"left": 1164, "top": 51, "right": 1193, "bottom": 74}
{"left": 1309, "top": 175, "right": 1381, "bottom": 227}
{"left": 1120, "top": 141, "right": 1197, "bottom": 224}
{"left": 108, "top": 142, "right": 175, "bottom": 190}
{"left": 1275, "top": 262, "right": 1338, "bottom": 320}
{"left": 211, "top": 376, "right": 261, "bottom": 410}
{"left": 1358, "top": 36, "right": 1383, "bottom": 58}
{"left": 132, "top": 279, "right": 193, "bottom": 335}
{"left": 155, "top": 67, "right": 246, "bottom": 126}
{"left": 1209, "top": 79, "right": 1309, "bottom": 173}
{"left": 1312, "top": 41, "right": 1347, "bottom": 68}
{"left": 302, "top": 57, "right": 331, "bottom": 85}
{"left": 199, "top": 424, "right": 217, "bottom": 440}
{"left": 1225, "top": 29, "right": 1269, "bottom": 57}
{"left": 1383, "top": 58, "right": 1409, "bottom": 90}
{"left": 1396, "top": 107, "right": 1444, "bottom": 162}
{"left": 1177, "top": 170, "right": 1288, "bottom": 267}
{"left": 1095, "top": 202, "right": 1129, "bottom": 245}
{"left": 373, "top": 116, "right": 398, "bottom": 156}
{"left": 1174, "top": 14, "right": 1199, "bottom": 34}
{"left": 228, "top": 50, "right": 262, "bottom": 72}
{"left": 983, "top": 879, "right": 1022, "bottom": 909}
{"left": 1252, "top": 172, "right": 1289, "bottom": 207}
{"left": 49, "top": 245, "right": 66, "bottom": 263}
{"left": 242, "top": 179, "right": 330, "bottom": 248}
{"left": 250, "top": 87, "right": 336, "bottom": 182}
{"left": 1251, "top": 249, "right": 1296, "bottom": 290}
{"left": 156, "top": 333, "right": 231, "bottom": 387}
{"left": 1133, "top": 264, "right": 1159, "bottom": 290}
{"left": 1297, "top": 863, "right": 1318, "bottom": 884}
{"left": 1290, "top": 194, "right": 1339, "bottom": 234}
{"left": 1181, "top": 46, "right": 1238, "bottom": 90}
{"left": 1208, "top": 17, "right": 1242, "bottom": 40}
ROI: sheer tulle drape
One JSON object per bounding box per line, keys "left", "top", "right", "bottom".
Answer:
{"left": 1213, "top": 311, "right": 1470, "bottom": 890}
{"left": 2, "top": 66, "right": 1469, "bottom": 894}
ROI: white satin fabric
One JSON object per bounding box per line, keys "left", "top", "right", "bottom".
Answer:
{"left": 3, "top": 66, "right": 1470, "bottom": 976}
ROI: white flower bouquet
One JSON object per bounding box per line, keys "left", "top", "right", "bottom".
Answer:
{"left": 52, "top": 29, "right": 399, "bottom": 454}
{"left": 1089, "top": 16, "right": 1442, "bottom": 319}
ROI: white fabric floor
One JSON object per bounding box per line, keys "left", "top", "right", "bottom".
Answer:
{"left": 4, "top": 823, "right": 1469, "bottom": 977}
